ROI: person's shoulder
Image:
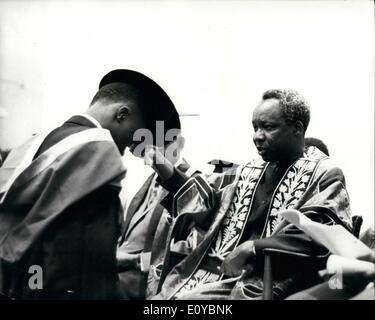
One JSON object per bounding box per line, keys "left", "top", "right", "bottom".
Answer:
{"left": 304, "top": 146, "right": 343, "bottom": 174}
{"left": 317, "top": 157, "right": 343, "bottom": 173}
{"left": 314, "top": 157, "right": 347, "bottom": 185}
{"left": 55, "top": 127, "right": 123, "bottom": 171}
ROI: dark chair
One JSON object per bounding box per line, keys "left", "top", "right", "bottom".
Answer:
{"left": 352, "top": 215, "right": 363, "bottom": 238}
{"left": 262, "top": 215, "right": 363, "bottom": 300}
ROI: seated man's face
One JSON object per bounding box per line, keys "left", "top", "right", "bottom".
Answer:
{"left": 252, "top": 98, "right": 296, "bottom": 163}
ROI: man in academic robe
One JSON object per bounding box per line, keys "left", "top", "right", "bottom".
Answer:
{"left": 116, "top": 134, "right": 190, "bottom": 300}
{"left": 0, "top": 69, "right": 179, "bottom": 299}
{"left": 144, "top": 89, "right": 353, "bottom": 300}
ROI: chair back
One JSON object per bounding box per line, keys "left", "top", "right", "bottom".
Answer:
{"left": 352, "top": 215, "right": 363, "bottom": 238}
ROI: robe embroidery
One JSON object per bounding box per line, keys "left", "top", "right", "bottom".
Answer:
{"left": 265, "top": 149, "right": 325, "bottom": 237}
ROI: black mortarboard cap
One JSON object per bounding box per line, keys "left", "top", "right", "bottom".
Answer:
{"left": 99, "top": 69, "right": 181, "bottom": 147}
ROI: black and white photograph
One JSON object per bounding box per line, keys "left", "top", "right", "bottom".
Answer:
{"left": 0, "top": 0, "right": 373, "bottom": 306}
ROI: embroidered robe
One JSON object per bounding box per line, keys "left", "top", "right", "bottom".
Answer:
{"left": 149, "top": 147, "right": 352, "bottom": 299}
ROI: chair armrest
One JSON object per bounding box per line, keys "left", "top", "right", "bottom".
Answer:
{"left": 262, "top": 248, "right": 316, "bottom": 300}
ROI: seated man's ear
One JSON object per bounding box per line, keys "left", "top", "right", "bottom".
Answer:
{"left": 116, "top": 105, "right": 130, "bottom": 122}
{"left": 294, "top": 120, "right": 305, "bottom": 135}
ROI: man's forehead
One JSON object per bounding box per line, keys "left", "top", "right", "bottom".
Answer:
{"left": 252, "top": 99, "right": 282, "bottom": 121}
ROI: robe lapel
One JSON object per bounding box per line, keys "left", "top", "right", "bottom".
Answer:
{"left": 143, "top": 189, "right": 169, "bottom": 252}
{"left": 125, "top": 178, "right": 166, "bottom": 239}
{"left": 120, "top": 174, "right": 155, "bottom": 244}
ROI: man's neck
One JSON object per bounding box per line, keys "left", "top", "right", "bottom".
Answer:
{"left": 84, "top": 109, "right": 109, "bottom": 129}
{"left": 79, "top": 113, "right": 102, "bottom": 128}
{"left": 276, "top": 149, "right": 303, "bottom": 168}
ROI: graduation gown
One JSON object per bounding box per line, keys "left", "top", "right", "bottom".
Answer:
{"left": 0, "top": 116, "right": 125, "bottom": 299}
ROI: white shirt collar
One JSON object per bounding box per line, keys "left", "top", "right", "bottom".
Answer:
{"left": 79, "top": 114, "right": 102, "bottom": 128}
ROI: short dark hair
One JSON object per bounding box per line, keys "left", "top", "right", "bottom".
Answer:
{"left": 262, "top": 89, "right": 310, "bottom": 131}
{"left": 305, "top": 137, "right": 329, "bottom": 156}
{"left": 90, "top": 82, "right": 144, "bottom": 107}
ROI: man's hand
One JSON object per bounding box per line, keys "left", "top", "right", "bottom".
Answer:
{"left": 144, "top": 145, "right": 174, "bottom": 181}
{"left": 220, "top": 240, "right": 255, "bottom": 277}
{"left": 116, "top": 250, "right": 141, "bottom": 271}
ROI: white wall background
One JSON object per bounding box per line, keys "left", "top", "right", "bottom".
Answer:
{"left": 0, "top": 0, "right": 373, "bottom": 229}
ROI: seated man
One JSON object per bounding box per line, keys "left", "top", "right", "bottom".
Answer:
{"left": 0, "top": 69, "right": 178, "bottom": 299}
{"left": 145, "top": 89, "right": 352, "bottom": 300}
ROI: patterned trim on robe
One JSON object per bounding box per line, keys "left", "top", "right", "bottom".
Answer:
{"left": 172, "top": 173, "right": 215, "bottom": 219}
{"left": 264, "top": 147, "right": 327, "bottom": 237}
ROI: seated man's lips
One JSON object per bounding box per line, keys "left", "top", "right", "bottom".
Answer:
{"left": 257, "top": 147, "right": 270, "bottom": 156}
